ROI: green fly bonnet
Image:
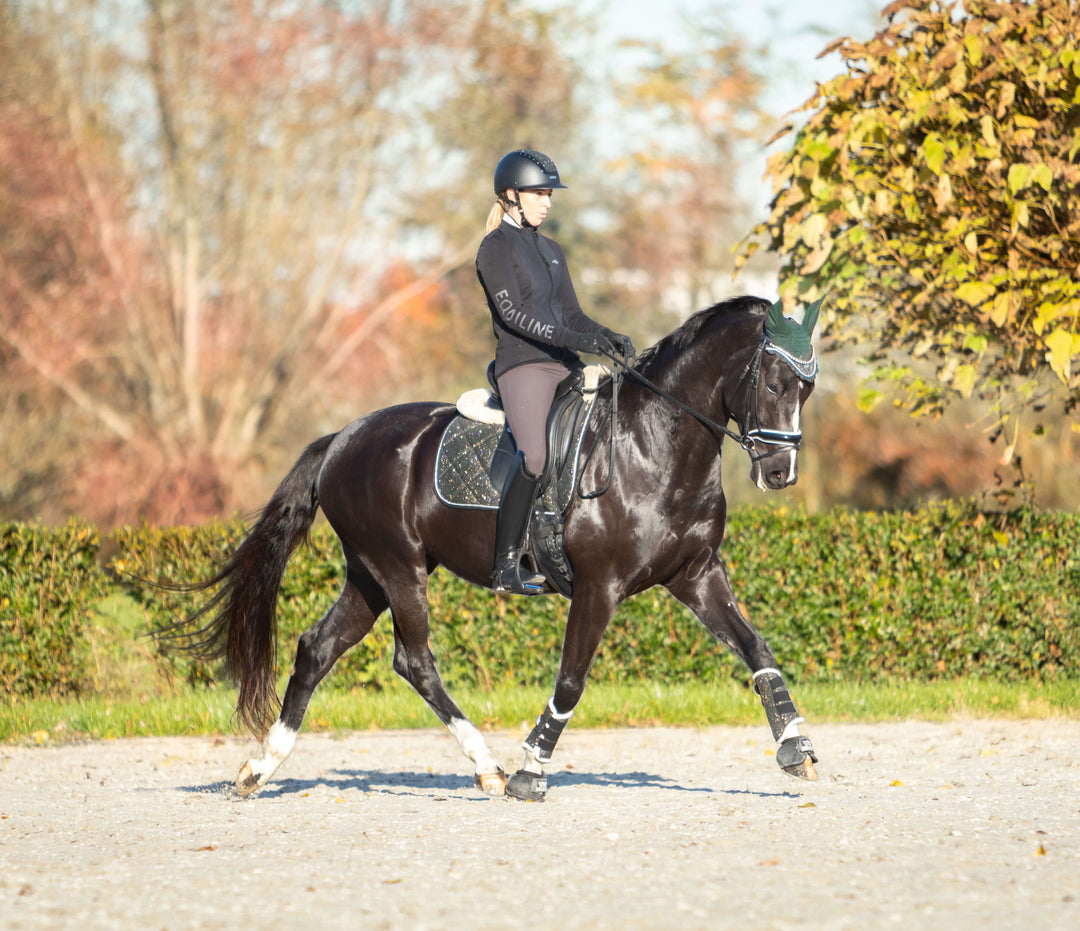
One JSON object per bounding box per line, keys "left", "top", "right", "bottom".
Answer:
{"left": 763, "top": 297, "right": 822, "bottom": 382}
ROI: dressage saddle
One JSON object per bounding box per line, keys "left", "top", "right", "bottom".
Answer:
{"left": 436, "top": 363, "right": 604, "bottom": 597}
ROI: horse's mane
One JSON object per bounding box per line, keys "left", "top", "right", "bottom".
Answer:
{"left": 635, "top": 295, "right": 768, "bottom": 368}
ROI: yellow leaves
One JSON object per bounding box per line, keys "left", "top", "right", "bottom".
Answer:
{"left": 953, "top": 363, "right": 976, "bottom": 399}
{"left": 1007, "top": 161, "right": 1051, "bottom": 195}
{"left": 733, "top": 0, "right": 1080, "bottom": 429}
{"left": 1007, "top": 163, "right": 1031, "bottom": 194}
{"left": 801, "top": 213, "right": 828, "bottom": 251}
{"left": 956, "top": 281, "right": 996, "bottom": 306}
{"left": 923, "top": 133, "right": 947, "bottom": 175}
{"left": 1033, "top": 163, "right": 1053, "bottom": 192}
{"left": 964, "top": 33, "right": 985, "bottom": 68}
{"left": 1010, "top": 200, "right": 1030, "bottom": 234}
{"left": 1044, "top": 328, "right": 1080, "bottom": 384}
{"left": 801, "top": 243, "right": 834, "bottom": 275}
{"left": 996, "top": 81, "right": 1016, "bottom": 118}
{"left": 1033, "top": 298, "right": 1080, "bottom": 335}
{"left": 934, "top": 172, "right": 953, "bottom": 210}
{"left": 948, "top": 60, "right": 968, "bottom": 93}
{"left": 857, "top": 387, "right": 884, "bottom": 413}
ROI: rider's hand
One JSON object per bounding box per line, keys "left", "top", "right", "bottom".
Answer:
{"left": 612, "top": 332, "right": 636, "bottom": 358}
{"left": 601, "top": 328, "right": 636, "bottom": 358}
{"left": 569, "top": 330, "right": 618, "bottom": 357}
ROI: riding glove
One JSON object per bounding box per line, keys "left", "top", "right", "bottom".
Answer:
{"left": 605, "top": 330, "right": 637, "bottom": 358}
{"left": 568, "top": 330, "right": 618, "bottom": 357}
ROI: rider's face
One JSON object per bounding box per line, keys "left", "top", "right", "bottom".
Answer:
{"left": 511, "top": 189, "right": 553, "bottom": 227}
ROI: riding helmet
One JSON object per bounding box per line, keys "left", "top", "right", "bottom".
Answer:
{"left": 493, "top": 149, "right": 568, "bottom": 195}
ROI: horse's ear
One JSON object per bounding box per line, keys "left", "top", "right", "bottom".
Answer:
{"left": 802, "top": 296, "right": 824, "bottom": 336}
{"left": 765, "top": 300, "right": 785, "bottom": 332}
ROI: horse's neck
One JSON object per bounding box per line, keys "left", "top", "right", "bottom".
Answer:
{"left": 639, "top": 319, "right": 758, "bottom": 418}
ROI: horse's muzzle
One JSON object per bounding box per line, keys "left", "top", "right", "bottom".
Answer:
{"left": 746, "top": 429, "right": 801, "bottom": 491}
{"left": 750, "top": 448, "right": 799, "bottom": 491}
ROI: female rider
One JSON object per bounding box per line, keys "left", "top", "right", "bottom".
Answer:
{"left": 475, "top": 149, "right": 634, "bottom": 594}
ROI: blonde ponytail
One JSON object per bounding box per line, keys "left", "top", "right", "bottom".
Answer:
{"left": 485, "top": 201, "right": 505, "bottom": 234}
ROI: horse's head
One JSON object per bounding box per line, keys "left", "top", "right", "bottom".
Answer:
{"left": 740, "top": 298, "right": 821, "bottom": 491}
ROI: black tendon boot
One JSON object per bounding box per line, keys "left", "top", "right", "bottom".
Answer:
{"left": 753, "top": 667, "right": 818, "bottom": 780}
{"left": 492, "top": 453, "right": 546, "bottom": 594}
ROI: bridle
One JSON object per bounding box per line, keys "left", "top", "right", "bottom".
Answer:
{"left": 579, "top": 334, "right": 817, "bottom": 497}
{"left": 739, "top": 339, "right": 819, "bottom": 461}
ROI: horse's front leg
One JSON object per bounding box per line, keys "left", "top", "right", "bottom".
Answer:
{"left": 506, "top": 588, "right": 616, "bottom": 801}
{"left": 750, "top": 666, "right": 818, "bottom": 780}
{"left": 665, "top": 550, "right": 818, "bottom": 781}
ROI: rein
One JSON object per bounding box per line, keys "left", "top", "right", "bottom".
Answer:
{"left": 624, "top": 350, "right": 755, "bottom": 452}
{"left": 578, "top": 337, "right": 809, "bottom": 498}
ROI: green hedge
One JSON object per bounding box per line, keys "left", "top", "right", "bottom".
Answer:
{"left": 2, "top": 502, "right": 1079, "bottom": 702}
{"left": 0, "top": 521, "right": 110, "bottom": 700}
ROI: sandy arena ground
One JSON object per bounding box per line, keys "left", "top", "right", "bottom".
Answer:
{"left": 2, "top": 720, "right": 1078, "bottom": 930}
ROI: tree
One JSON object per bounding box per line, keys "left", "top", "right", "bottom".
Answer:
{"left": 587, "top": 20, "right": 770, "bottom": 336}
{"left": 736, "top": 0, "right": 1080, "bottom": 439}
{"left": 0, "top": 0, "right": 590, "bottom": 525}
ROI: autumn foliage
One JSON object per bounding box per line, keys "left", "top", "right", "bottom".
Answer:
{"left": 738, "top": 0, "right": 1080, "bottom": 427}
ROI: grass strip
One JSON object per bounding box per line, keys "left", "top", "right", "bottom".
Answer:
{"left": 3, "top": 678, "right": 1077, "bottom": 745}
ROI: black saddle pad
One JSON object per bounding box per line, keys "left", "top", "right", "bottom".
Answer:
{"left": 434, "top": 418, "right": 503, "bottom": 510}
{"left": 434, "top": 401, "right": 598, "bottom": 515}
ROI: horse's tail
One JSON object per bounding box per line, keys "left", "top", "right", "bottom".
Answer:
{"left": 172, "top": 433, "right": 337, "bottom": 737}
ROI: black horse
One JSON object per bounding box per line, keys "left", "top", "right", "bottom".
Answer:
{"left": 176, "top": 295, "right": 822, "bottom": 800}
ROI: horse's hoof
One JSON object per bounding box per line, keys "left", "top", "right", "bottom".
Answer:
{"left": 783, "top": 756, "right": 818, "bottom": 781}
{"left": 506, "top": 769, "right": 547, "bottom": 802}
{"left": 236, "top": 761, "right": 261, "bottom": 797}
{"left": 474, "top": 769, "right": 508, "bottom": 796}
{"left": 777, "top": 736, "right": 819, "bottom": 781}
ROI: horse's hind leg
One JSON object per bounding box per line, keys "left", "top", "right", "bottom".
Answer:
{"left": 387, "top": 580, "right": 507, "bottom": 796}
{"left": 236, "top": 566, "right": 386, "bottom": 797}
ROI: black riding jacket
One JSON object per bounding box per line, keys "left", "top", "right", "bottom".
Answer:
{"left": 476, "top": 217, "right": 607, "bottom": 379}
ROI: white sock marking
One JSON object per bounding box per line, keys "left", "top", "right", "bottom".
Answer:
{"left": 249, "top": 721, "right": 297, "bottom": 782}
{"left": 448, "top": 718, "right": 501, "bottom": 776}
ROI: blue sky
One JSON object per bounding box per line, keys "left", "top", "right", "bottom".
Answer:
{"left": 568, "top": 0, "right": 887, "bottom": 296}
{"left": 532, "top": 0, "right": 886, "bottom": 215}
{"left": 523, "top": 0, "right": 888, "bottom": 145}
{"left": 598, "top": 0, "right": 884, "bottom": 112}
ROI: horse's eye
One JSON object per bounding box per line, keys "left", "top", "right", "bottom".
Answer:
{"left": 766, "top": 382, "right": 780, "bottom": 395}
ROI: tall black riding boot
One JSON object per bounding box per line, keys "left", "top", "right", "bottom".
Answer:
{"left": 492, "top": 453, "right": 546, "bottom": 594}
